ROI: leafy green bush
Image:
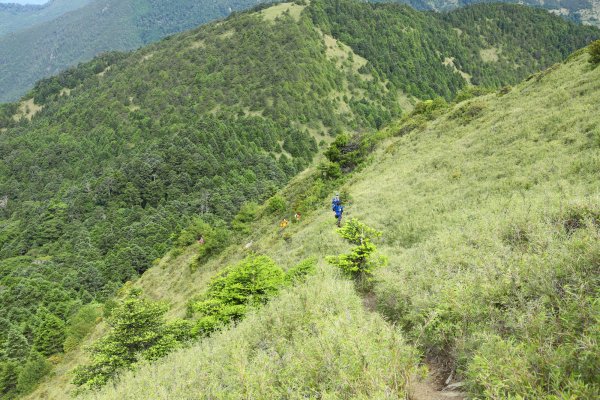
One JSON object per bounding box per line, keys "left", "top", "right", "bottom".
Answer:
{"left": 284, "top": 258, "right": 317, "bottom": 284}
{"left": 589, "top": 40, "right": 600, "bottom": 65}
{"left": 411, "top": 98, "right": 448, "bottom": 119}
{"left": 73, "top": 289, "right": 185, "bottom": 390}
{"left": 327, "top": 218, "right": 386, "bottom": 286}
{"left": 266, "top": 195, "right": 287, "bottom": 214}
{"left": 190, "top": 255, "right": 286, "bottom": 336}
{"left": 324, "top": 133, "right": 373, "bottom": 173}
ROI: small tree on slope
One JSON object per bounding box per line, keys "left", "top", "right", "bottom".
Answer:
{"left": 327, "top": 218, "right": 386, "bottom": 290}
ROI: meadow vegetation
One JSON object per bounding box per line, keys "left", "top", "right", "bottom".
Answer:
{"left": 2, "top": 2, "right": 600, "bottom": 398}
{"left": 76, "top": 48, "right": 600, "bottom": 399}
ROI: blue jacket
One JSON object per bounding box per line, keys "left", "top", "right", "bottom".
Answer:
{"left": 334, "top": 204, "right": 344, "bottom": 217}
{"left": 331, "top": 197, "right": 340, "bottom": 211}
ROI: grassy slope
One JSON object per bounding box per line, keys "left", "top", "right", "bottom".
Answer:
{"left": 81, "top": 50, "right": 600, "bottom": 398}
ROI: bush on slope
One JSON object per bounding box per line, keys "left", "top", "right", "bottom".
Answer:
{"left": 79, "top": 269, "right": 419, "bottom": 400}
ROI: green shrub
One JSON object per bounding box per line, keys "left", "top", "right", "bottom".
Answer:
{"left": 449, "top": 100, "right": 487, "bottom": 124}
{"left": 266, "top": 195, "right": 287, "bottom": 214}
{"left": 589, "top": 40, "right": 600, "bottom": 65}
{"left": 190, "top": 255, "right": 286, "bottom": 336}
{"left": 324, "top": 133, "right": 373, "bottom": 173}
{"left": 73, "top": 289, "right": 184, "bottom": 390}
{"left": 284, "top": 258, "right": 317, "bottom": 284}
{"left": 411, "top": 97, "right": 448, "bottom": 119}
{"left": 327, "top": 218, "right": 386, "bottom": 286}
{"left": 317, "top": 160, "right": 342, "bottom": 180}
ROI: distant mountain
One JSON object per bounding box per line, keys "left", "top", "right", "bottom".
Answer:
{"left": 0, "top": 0, "right": 264, "bottom": 102}
{"left": 397, "top": 0, "right": 600, "bottom": 27}
{"left": 0, "top": 0, "right": 93, "bottom": 36}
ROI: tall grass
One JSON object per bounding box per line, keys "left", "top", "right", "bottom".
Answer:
{"left": 81, "top": 268, "right": 419, "bottom": 399}
{"left": 77, "top": 50, "right": 600, "bottom": 398}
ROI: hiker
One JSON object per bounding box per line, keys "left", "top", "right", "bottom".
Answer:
{"left": 332, "top": 194, "right": 344, "bottom": 227}
{"left": 294, "top": 212, "right": 301, "bottom": 222}
{"left": 197, "top": 236, "right": 205, "bottom": 245}
{"left": 279, "top": 218, "right": 289, "bottom": 229}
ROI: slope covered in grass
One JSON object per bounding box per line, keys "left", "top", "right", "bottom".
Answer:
{"left": 82, "top": 49, "right": 600, "bottom": 399}
{"left": 81, "top": 269, "right": 419, "bottom": 399}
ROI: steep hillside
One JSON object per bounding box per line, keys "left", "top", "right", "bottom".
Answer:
{"left": 0, "top": 0, "right": 263, "bottom": 102}
{"left": 1, "top": 1, "right": 599, "bottom": 397}
{"left": 0, "top": 0, "right": 93, "bottom": 36}
{"left": 78, "top": 47, "right": 600, "bottom": 399}
{"left": 399, "top": 0, "right": 600, "bottom": 27}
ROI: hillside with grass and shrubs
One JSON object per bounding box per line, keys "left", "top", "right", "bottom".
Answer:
{"left": 66, "top": 42, "right": 600, "bottom": 400}
{"left": 1, "top": 1, "right": 600, "bottom": 398}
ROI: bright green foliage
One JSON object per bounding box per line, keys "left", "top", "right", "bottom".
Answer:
{"left": 190, "top": 255, "right": 286, "bottom": 336}
{"left": 411, "top": 98, "right": 449, "bottom": 120}
{"left": 16, "top": 351, "right": 51, "bottom": 395}
{"left": 589, "top": 40, "right": 600, "bottom": 64}
{"left": 33, "top": 312, "right": 66, "bottom": 356}
{"left": 72, "top": 289, "right": 184, "bottom": 390}
{"left": 284, "top": 258, "right": 317, "bottom": 284}
{"left": 176, "top": 218, "right": 230, "bottom": 263}
{"left": 266, "top": 195, "right": 287, "bottom": 215}
{"left": 327, "top": 218, "right": 385, "bottom": 283}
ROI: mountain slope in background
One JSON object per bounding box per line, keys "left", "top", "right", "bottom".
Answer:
{"left": 0, "top": 0, "right": 93, "bottom": 36}
{"left": 0, "top": 0, "right": 263, "bottom": 102}
{"left": 399, "top": 0, "right": 600, "bottom": 26}
{"left": 75, "top": 46, "right": 600, "bottom": 400}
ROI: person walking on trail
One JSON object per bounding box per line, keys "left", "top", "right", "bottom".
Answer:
{"left": 332, "top": 193, "right": 344, "bottom": 227}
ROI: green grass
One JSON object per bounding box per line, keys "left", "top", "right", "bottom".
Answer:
{"left": 80, "top": 268, "right": 419, "bottom": 399}
{"left": 81, "top": 50, "right": 600, "bottom": 399}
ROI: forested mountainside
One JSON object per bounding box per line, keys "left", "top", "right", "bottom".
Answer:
{"left": 0, "top": 0, "right": 263, "bottom": 102}
{"left": 399, "top": 0, "right": 600, "bottom": 27}
{"left": 0, "top": 0, "right": 599, "bottom": 398}
{"left": 0, "top": 0, "right": 93, "bottom": 36}
{"left": 75, "top": 45, "right": 600, "bottom": 400}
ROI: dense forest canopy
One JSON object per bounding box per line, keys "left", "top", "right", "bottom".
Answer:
{"left": 0, "top": 1, "right": 599, "bottom": 397}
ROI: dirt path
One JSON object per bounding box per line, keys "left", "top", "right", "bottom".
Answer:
{"left": 408, "top": 370, "right": 466, "bottom": 400}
